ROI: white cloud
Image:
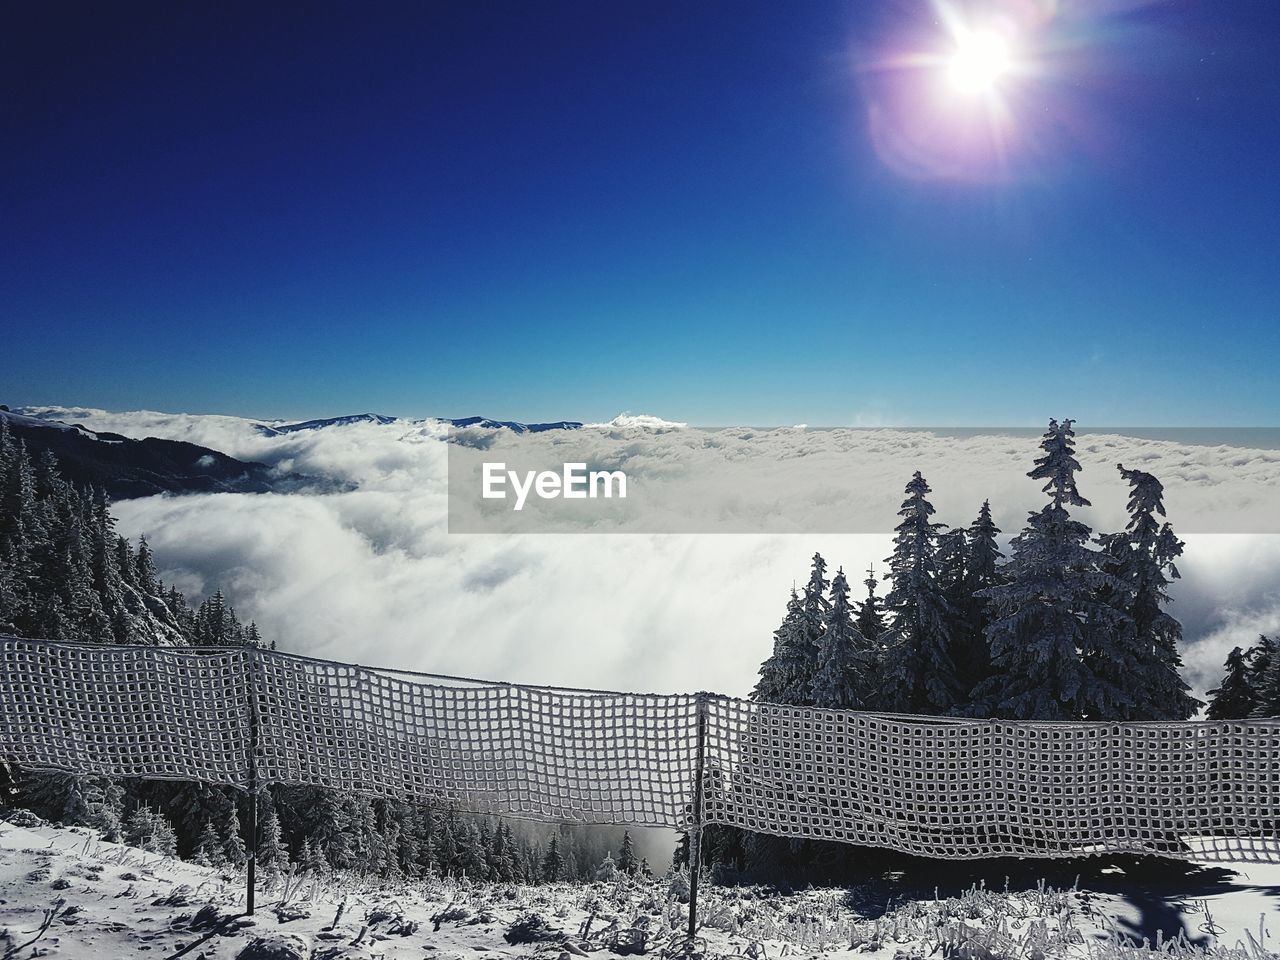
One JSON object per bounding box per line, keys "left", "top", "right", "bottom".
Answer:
{"left": 26, "top": 406, "right": 1280, "bottom": 703}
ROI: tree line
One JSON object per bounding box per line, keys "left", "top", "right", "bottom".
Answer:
{"left": 22, "top": 770, "right": 648, "bottom": 883}
{"left": 754, "top": 418, "right": 1199, "bottom": 722}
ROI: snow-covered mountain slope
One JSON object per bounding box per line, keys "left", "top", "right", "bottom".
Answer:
{"left": 258, "top": 413, "right": 403, "bottom": 435}
{"left": 0, "top": 408, "right": 277, "bottom": 500}
{"left": 2, "top": 815, "right": 1278, "bottom": 960}
{"left": 443, "top": 416, "right": 583, "bottom": 434}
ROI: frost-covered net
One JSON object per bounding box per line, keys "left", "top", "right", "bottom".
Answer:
{"left": 703, "top": 699, "right": 1280, "bottom": 862}
{"left": 254, "top": 650, "right": 700, "bottom": 827}
{"left": 0, "top": 638, "right": 700, "bottom": 829}
{"left": 0, "top": 639, "right": 250, "bottom": 786}
{"left": 4, "top": 638, "right": 1280, "bottom": 861}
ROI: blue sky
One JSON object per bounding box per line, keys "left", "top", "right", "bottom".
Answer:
{"left": 3, "top": 1, "right": 1278, "bottom": 425}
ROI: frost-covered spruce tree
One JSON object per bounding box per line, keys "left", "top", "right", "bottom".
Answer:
{"left": 487, "top": 819, "right": 514, "bottom": 881}
{"left": 1206, "top": 647, "right": 1259, "bottom": 720}
{"left": 147, "top": 810, "right": 179, "bottom": 857}
{"left": 221, "top": 801, "right": 248, "bottom": 867}
{"left": 124, "top": 805, "right": 155, "bottom": 849}
{"left": 26, "top": 771, "right": 97, "bottom": 826}
{"left": 855, "top": 565, "right": 886, "bottom": 644}
{"left": 1247, "top": 636, "right": 1276, "bottom": 695}
{"left": 975, "top": 419, "right": 1125, "bottom": 720}
{"left": 1252, "top": 637, "right": 1280, "bottom": 718}
{"left": 170, "top": 783, "right": 232, "bottom": 858}
{"left": 257, "top": 797, "right": 289, "bottom": 874}
{"left": 936, "top": 528, "right": 968, "bottom": 612}
{"left": 810, "top": 569, "right": 872, "bottom": 709}
{"left": 879, "top": 473, "right": 959, "bottom": 714}
{"left": 617, "top": 829, "right": 638, "bottom": 874}
{"left": 541, "top": 834, "right": 564, "bottom": 881}
{"left": 308, "top": 789, "right": 355, "bottom": 870}
{"left": 1095, "top": 465, "right": 1199, "bottom": 720}
{"left": 935, "top": 527, "right": 974, "bottom": 700}
{"left": 797, "top": 553, "right": 830, "bottom": 703}
{"left": 753, "top": 587, "right": 809, "bottom": 704}
{"left": 125, "top": 805, "right": 178, "bottom": 857}
{"left": 435, "top": 808, "right": 459, "bottom": 874}
{"left": 394, "top": 804, "right": 423, "bottom": 877}
{"left": 194, "top": 821, "right": 226, "bottom": 867}
{"left": 299, "top": 836, "right": 327, "bottom": 874}
{"left": 380, "top": 810, "right": 404, "bottom": 879}
{"left": 950, "top": 501, "right": 1003, "bottom": 705}
{"left": 86, "top": 776, "right": 124, "bottom": 842}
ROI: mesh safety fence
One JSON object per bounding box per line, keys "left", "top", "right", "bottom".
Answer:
{"left": 0, "top": 639, "right": 250, "bottom": 786}
{"left": 702, "top": 699, "right": 1280, "bottom": 862}
{"left": 252, "top": 648, "right": 700, "bottom": 827}
{"left": 3, "top": 638, "right": 1280, "bottom": 861}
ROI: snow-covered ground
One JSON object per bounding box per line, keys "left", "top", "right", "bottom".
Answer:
{"left": 1, "top": 816, "right": 1276, "bottom": 960}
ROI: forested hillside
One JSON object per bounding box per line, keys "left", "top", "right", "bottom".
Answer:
{"left": 0, "top": 419, "right": 263, "bottom": 646}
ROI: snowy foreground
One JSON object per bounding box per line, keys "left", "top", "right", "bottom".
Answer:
{"left": 1, "top": 818, "right": 1276, "bottom": 960}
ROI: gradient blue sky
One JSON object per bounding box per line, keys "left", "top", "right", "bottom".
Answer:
{"left": 3, "top": 1, "right": 1278, "bottom": 425}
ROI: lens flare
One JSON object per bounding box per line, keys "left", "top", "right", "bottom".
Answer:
{"left": 855, "top": 0, "right": 1072, "bottom": 181}
{"left": 947, "top": 28, "right": 1013, "bottom": 95}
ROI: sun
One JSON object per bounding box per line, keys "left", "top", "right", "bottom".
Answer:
{"left": 947, "top": 28, "right": 1013, "bottom": 95}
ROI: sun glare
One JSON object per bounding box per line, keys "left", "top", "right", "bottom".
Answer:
{"left": 947, "top": 28, "right": 1013, "bottom": 95}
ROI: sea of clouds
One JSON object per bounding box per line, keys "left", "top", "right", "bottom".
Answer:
{"left": 21, "top": 406, "right": 1280, "bottom": 702}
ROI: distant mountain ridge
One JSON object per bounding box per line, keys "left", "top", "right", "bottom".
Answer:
{"left": 0, "top": 408, "right": 276, "bottom": 500}
{"left": 444, "top": 416, "right": 583, "bottom": 434}
{"left": 257, "top": 412, "right": 583, "bottom": 434}
{"left": 255, "top": 413, "right": 402, "bottom": 435}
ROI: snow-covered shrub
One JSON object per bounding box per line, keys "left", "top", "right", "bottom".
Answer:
{"left": 3, "top": 808, "right": 44, "bottom": 828}
{"left": 504, "top": 911, "right": 563, "bottom": 944}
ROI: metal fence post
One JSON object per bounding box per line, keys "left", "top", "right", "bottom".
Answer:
{"left": 245, "top": 647, "right": 260, "bottom": 915}
{"left": 686, "top": 692, "right": 709, "bottom": 954}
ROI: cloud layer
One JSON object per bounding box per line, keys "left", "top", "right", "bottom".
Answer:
{"left": 21, "top": 406, "right": 1280, "bottom": 702}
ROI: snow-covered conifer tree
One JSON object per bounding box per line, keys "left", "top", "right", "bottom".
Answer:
{"left": 221, "top": 802, "right": 247, "bottom": 867}
{"left": 855, "top": 564, "right": 886, "bottom": 644}
{"left": 617, "top": 829, "right": 638, "bottom": 874}
{"left": 796, "top": 554, "right": 830, "bottom": 704}
{"left": 194, "top": 821, "right": 226, "bottom": 867}
{"left": 86, "top": 776, "right": 124, "bottom": 842}
{"left": 148, "top": 810, "right": 179, "bottom": 857}
{"left": 541, "top": 834, "right": 564, "bottom": 882}
{"left": 308, "top": 789, "right": 355, "bottom": 870}
{"left": 753, "top": 587, "right": 809, "bottom": 704}
{"left": 125, "top": 805, "right": 177, "bottom": 857}
{"left": 1206, "top": 647, "right": 1259, "bottom": 720}
{"left": 124, "top": 805, "right": 156, "bottom": 849}
{"left": 134, "top": 536, "right": 159, "bottom": 596}
{"left": 974, "top": 419, "right": 1125, "bottom": 719}
{"left": 879, "top": 472, "right": 959, "bottom": 714}
{"left": 1252, "top": 636, "right": 1280, "bottom": 717}
{"left": 1095, "top": 464, "right": 1198, "bottom": 719}
{"left": 299, "top": 836, "right": 327, "bottom": 874}
{"left": 22, "top": 771, "right": 91, "bottom": 826}
{"left": 810, "top": 568, "right": 872, "bottom": 709}
{"left": 953, "top": 501, "right": 1003, "bottom": 704}
{"left": 435, "top": 808, "right": 459, "bottom": 875}
{"left": 257, "top": 796, "right": 289, "bottom": 874}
